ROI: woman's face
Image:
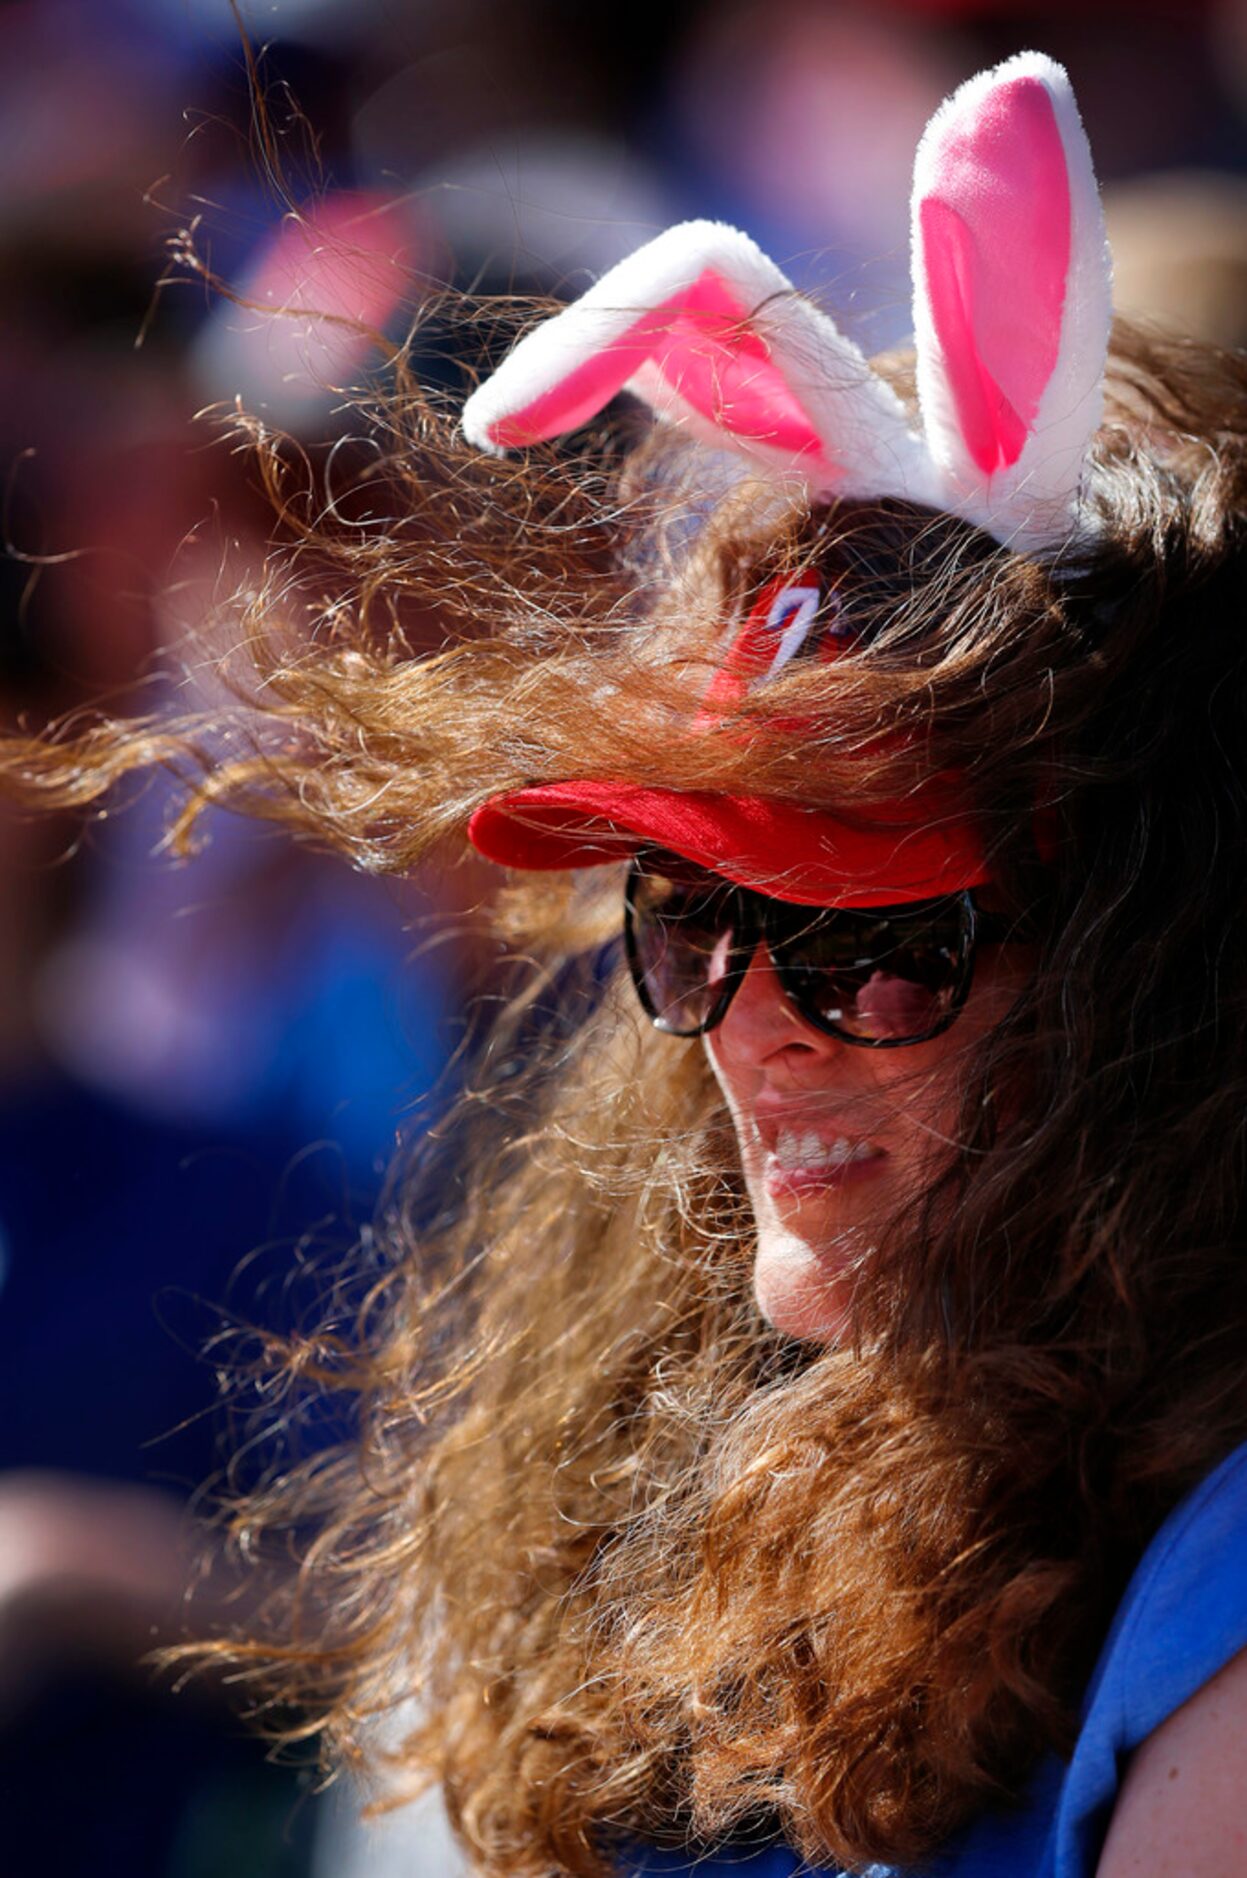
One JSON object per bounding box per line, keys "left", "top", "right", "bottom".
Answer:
{"left": 703, "top": 931, "right": 1028, "bottom": 1343}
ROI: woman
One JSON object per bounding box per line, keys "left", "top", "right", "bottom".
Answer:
{"left": 8, "top": 51, "right": 1247, "bottom": 1878}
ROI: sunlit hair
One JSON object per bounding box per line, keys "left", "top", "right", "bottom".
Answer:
{"left": 6, "top": 315, "right": 1247, "bottom": 1875}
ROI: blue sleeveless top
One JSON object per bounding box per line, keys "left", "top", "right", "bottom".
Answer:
{"left": 629, "top": 1439, "right": 1247, "bottom": 1878}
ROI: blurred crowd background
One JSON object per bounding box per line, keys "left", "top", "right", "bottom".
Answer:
{"left": 2, "top": 1, "right": 1245, "bottom": 1873}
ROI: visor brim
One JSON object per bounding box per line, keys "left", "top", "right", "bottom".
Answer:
{"left": 467, "top": 780, "right": 988, "bottom": 908}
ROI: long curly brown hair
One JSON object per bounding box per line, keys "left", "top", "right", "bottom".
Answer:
{"left": 6, "top": 314, "right": 1247, "bottom": 1875}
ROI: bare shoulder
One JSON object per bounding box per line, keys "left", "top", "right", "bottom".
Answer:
{"left": 1095, "top": 1641, "right": 1247, "bottom": 1877}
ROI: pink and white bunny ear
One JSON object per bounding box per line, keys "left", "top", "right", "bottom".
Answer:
{"left": 911, "top": 52, "right": 1112, "bottom": 550}
{"left": 462, "top": 220, "right": 935, "bottom": 502}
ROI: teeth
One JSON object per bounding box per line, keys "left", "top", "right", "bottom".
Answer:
{"left": 773, "top": 1127, "right": 878, "bottom": 1171}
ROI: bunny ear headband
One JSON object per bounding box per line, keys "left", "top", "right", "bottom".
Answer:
{"left": 462, "top": 52, "right": 1112, "bottom": 555}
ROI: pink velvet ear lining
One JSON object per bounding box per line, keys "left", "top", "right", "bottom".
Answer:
{"left": 484, "top": 268, "right": 830, "bottom": 461}
{"left": 918, "top": 75, "right": 1070, "bottom": 477}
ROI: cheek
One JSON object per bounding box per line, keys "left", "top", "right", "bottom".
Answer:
{"left": 701, "top": 1030, "right": 760, "bottom": 1161}
{"left": 876, "top": 954, "right": 1033, "bottom": 1166}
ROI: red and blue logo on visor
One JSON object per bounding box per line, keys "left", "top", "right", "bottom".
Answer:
{"left": 698, "top": 575, "right": 853, "bottom": 717}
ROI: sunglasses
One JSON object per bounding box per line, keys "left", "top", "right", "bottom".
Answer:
{"left": 624, "top": 848, "right": 1018, "bottom": 1049}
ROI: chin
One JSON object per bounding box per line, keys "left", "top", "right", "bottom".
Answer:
{"left": 752, "top": 1221, "right": 857, "bottom": 1344}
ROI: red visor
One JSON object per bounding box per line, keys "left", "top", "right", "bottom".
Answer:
{"left": 468, "top": 779, "right": 987, "bottom": 910}
{"left": 466, "top": 576, "right": 989, "bottom": 908}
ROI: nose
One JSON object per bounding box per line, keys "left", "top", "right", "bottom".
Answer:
{"left": 717, "top": 941, "right": 840, "bottom": 1073}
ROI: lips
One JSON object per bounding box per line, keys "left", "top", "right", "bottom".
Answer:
{"left": 773, "top": 1127, "right": 879, "bottom": 1171}
{"left": 760, "top": 1122, "right": 890, "bottom": 1197}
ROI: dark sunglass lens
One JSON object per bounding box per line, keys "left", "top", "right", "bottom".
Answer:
{"left": 776, "top": 899, "right": 972, "bottom": 1044}
{"left": 627, "top": 858, "right": 741, "bottom": 1035}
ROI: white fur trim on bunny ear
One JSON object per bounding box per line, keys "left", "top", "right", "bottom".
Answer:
{"left": 462, "top": 220, "right": 937, "bottom": 503}
{"left": 911, "top": 51, "right": 1112, "bottom": 551}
